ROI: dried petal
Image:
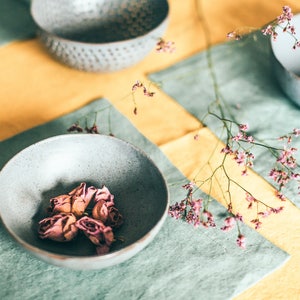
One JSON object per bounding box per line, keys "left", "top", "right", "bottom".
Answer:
{"left": 69, "top": 183, "right": 97, "bottom": 217}
{"left": 92, "top": 200, "right": 109, "bottom": 223}
{"left": 48, "top": 194, "right": 72, "bottom": 215}
{"left": 94, "top": 185, "right": 115, "bottom": 207}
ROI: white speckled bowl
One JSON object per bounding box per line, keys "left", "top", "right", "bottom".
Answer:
{"left": 270, "top": 13, "right": 300, "bottom": 106}
{"left": 0, "top": 134, "right": 169, "bottom": 270}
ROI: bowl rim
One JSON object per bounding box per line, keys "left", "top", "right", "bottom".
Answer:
{"left": 0, "top": 134, "right": 169, "bottom": 265}
{"left": 30, "top": 0, "right": 170, "bottom": 46}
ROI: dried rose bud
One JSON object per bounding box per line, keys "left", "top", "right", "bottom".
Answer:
{"left": 48, "top": 194, "right": 72, "bottom": 215}
{"left": 69, "top": 183, "right": 97, "bottom": 217}
{"left": 106, "top": 206, "right": 123, "bottom": 228}
{"left": 38, "top": 213, "right": 78, "bottom": 242}
{"left": 75, "top": 216, "right": 114, "bottom": 249}
{"left": 92, "top": 200, "right": 108, "bottom": 223}
{"left": 94, "top": 185, "right": 115, "bottom": 207}
{"left": 92, "top": 200, "right": 123, "bottom": 228}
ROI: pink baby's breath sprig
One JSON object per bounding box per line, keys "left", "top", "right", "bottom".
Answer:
{"left": 168, "top": 182, "right": 216, "bottom": 229}
{"left": 156, "top": 38, "right": 176, "bottom": 53}
{"left": 268, "top": 129, "right": 300, "bottom": 194}
{"left": 169, "top": 181, "right": 246, "bottom": 248}
{"left": 228, "top": 6, "right": 300, "bottom": 50}
{"left": 236, "top": 234, "right": 246, "bottom": 249}
{"left": 261, "top": 6, "right": 300, "bottom": 49}
{"left": 131, "top": 80, "right": 156, "bottom": 114}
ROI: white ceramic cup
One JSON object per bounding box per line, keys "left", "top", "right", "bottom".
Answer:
{"left": 270, "top": 13, "right": 300, "bottom": 106}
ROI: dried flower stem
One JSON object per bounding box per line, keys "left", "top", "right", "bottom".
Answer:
{"left": 170, "top": 0, "right": 299, "bottom": 248}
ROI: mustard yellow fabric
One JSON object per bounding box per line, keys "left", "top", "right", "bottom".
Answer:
{"left": 1, "top": 1, "right": 300, "bottom": 298}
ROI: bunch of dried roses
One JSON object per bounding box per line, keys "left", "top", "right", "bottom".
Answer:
{"left": 38, "top": 182, "right": 123, "bottom": 255}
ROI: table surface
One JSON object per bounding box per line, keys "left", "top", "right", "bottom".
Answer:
{"left": 1, "top": 1, "right": 300, "bottom": 299}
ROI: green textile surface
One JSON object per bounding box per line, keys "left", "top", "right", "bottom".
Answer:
{"left": 0, "top": 0, "right": 36, "bottom": 46}
{"left": 149, "top": 32, "right": 300, "bottom": 206}
{"left": 0, "top": 99, "right": 289, "bottom": 300}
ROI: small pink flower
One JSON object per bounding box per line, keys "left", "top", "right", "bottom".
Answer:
{"left": 245, "top": 135, "right": 254, "bottom": 143}
{"left": 258, "top": 210, "right": 271, "bottom": 218}
{"left": 235, "top": 213, "right": 244, "bottom": 222}
{"left": 182, "top": 181, "right": 195, "bottom": 191}
{"left": 246, "top": 193, "right": 257, "bottom": 209}
{"left": 221, "top": 216, "right": 236, "bottom": 232}
{"left": 232, "top": 132, "right": 243, "bottom": 141}
{"left": 221, "top": 145, "right": 233, "bottom": 154}
{"left": 246, "top": 193, "right": 256, "bottom": 203}
{"left": 277, "top": 147, "right": 297, "bottom": 168}
{"left": 191, "top": 199, "right": 202, "bottom": 215}
{"left": 85, "top": 123, "right": 99, "bottom": 134}
{"left": 251, "top": 218, "right": 262, "bottom": 230}
{"left": 275, "top": 190, "right": 287, "bottom": 201}
{"left": 168, "top": 201, "right": 186, "bottom": 219}
{"left": 132, "top": 80, "right": 143, "bottom": 91}
{"left": 270, "top": 206, "right": 284, "bottom": 214}
{"left": 234, "top": 151, "right": 246, "bottom": 165}
{"left": 227, "top": 31, "right": 241, "bottom": 40}
{"left": 236, "top": 234, "right": 246, "bottom": 249}
{"left": 262, "top": 25, "right": 275, "bottom": 36}
{"left": 156, "top": 38, "right": 176, "bottom": 53}
{"left": 38, "top": 213, "right": 78, "bottom": 242}
{"left": 293, "top": 128, "right": 300, "bottom": 136}
{"left": 239, "top": 124, "right": 249, "bottom": 131}
{"left": 202, "top": 210, "right": 216, "bottom": 228}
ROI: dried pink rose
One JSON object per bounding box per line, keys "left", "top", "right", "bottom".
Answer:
{"left": 92, "top": 200, "right": 124, "bottom": 228}
{"left": 92, "top": 200, "right": 108, "bottom": 223}
{"left": 69, "top": 183, "right": 97, "bottom": 217}
{"left": 94, "top": 185, "right": 115, "bottom": 207}
{"left": 38, "top": 213, "right": 78, "bottom": 242}
{"left": 48, "top": 194, "right": 72, "bottom": 215}
{"left": 75, "top": 216, "right": 114, "bottom": 253}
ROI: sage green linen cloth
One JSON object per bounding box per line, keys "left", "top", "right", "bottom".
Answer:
{"left": 149, "top": 32, "right": 300, "bottom": 206}
{"left": 0, "top": 0, "right": 36, "bottom": 46}
{"left": 0, "top": 99, "right": 289, "bottom": 300}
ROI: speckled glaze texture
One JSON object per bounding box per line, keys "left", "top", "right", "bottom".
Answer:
{"left": 0, "top": 134, "right": 169, "bottom": 270}
{"left": 30, "top": 0, "right": 169, "bottom": 72}
{"left": 270, "top": 13, "right": 300, "bottom": 106}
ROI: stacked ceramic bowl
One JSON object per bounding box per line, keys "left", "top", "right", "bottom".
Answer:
{"left": 30, "top": 0, "right": 169, "bottom": 72}
{"left": 270, "top": 13, "right": 300, "bottom": 106}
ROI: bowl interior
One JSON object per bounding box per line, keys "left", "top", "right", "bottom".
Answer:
{"left": 0, "top": 134, "right": 168, "bottom": 257}
{"left": 31, "top": 0, "right": 169, "bottom": 43}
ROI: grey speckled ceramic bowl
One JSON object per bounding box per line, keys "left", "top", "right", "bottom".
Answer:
{"left": 0, "top": 134, "right": 169, "bottom": 270}
{"left": 30, "top": 0, "right": 169, "bottom": 72}
{"left": 270, "top": 13, "right": 300, "bottom": 106}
